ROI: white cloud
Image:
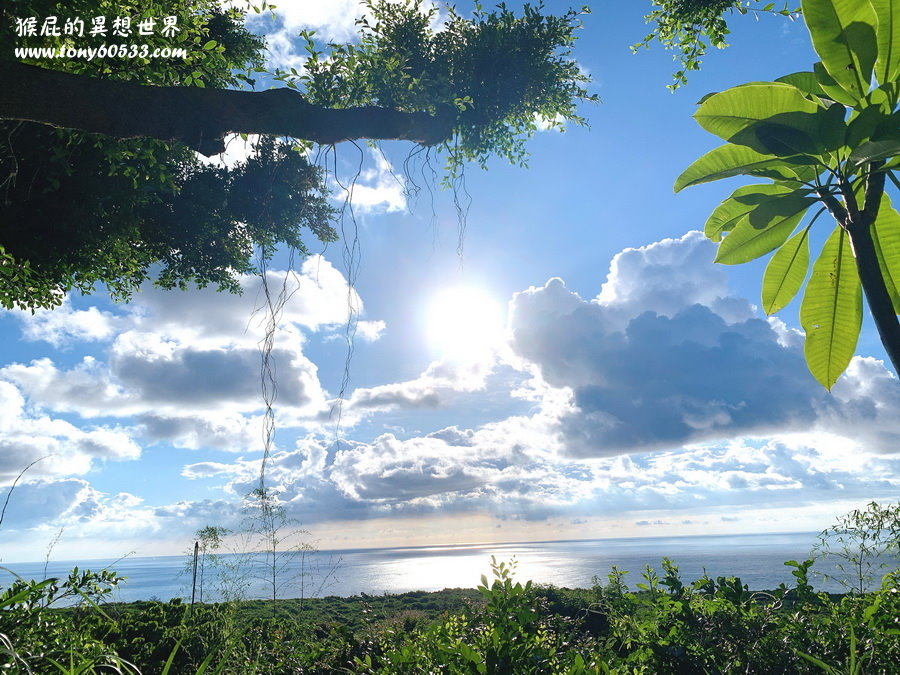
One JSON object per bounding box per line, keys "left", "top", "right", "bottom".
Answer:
{"left": 5, "top": 229, "right": 900, "bottom": 553}
{"left": 819, "top": 356, "right": 900, "bottom": 453}
{"left": 128, "top": 258, "right": 366, "bottom": 346}
{"left": 1, "top": 258, "right": 380, "bottom": 449}
{"left": 138, "top": 413, "right": 265, "bottom": 453}
{"left": 251, "top": 0, "right": 365, "bottom": 44}
{"left": 167, "top": 416, "right": 900, "bottom": 530}
{"left": 152, "top": 230, "right": 898, "bottom": 526}
{"left": 0, "top": 381, "right": 139, "bottom": 482}
{"left": 508, "top": 231, "right": 900, "bottom": 457}
{"left": 14, "top": 297, "right": 122, "bottom": 347}
{"left": 0, "top": 476, "right": 246, "bottom": 561}
{"left": 339, "top": 356, "right": 495, "bottom": 418}
{"left": 333, "top": 150, "right": 407, "bottom": 214}
{"left": 246, "top": 0, "right": 443, "bottom": 69}
{"left": 355, "top": 320, "right": 386, "bottom": 342}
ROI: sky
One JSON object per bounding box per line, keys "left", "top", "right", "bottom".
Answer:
{"left": 2, "top": 0, "right": 899, "bottom": 564}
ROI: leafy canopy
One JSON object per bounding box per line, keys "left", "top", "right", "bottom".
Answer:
{"left": 637, "top": 0, "right": 802, "bottom": 89}
{"left": 296, "top": 0, "right": 596, "bottom": 173}
{"left": 2, "top": 0, "right": 594, "bottom": 310}
{"left": 2, "top": 0, "right": 337, "bottom": 310}
{"left": 676, "top": 0, "right": 900, "bottom": 389}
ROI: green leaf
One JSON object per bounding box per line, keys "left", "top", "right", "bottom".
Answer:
{"left": 704, "top": 183, "right": 797, "bottom": 241}
{"left": 870, "top": 0, "right": 900, "bottom": 83}
{"left": 848, "top": 137, "right": 900, "bottom": 166}
{"left": 818, "top": 101, "right": 849, "bottom": 154}
{"left": 693, "top": 83, "right": 823, "bottom": 145}
{"left": 161, "top": 639, "right": 184, "bottom": 675}
{"left": 762, "top": 225, "right": 812, "bottom": 314}
{"left": 776, "top": 71, "right": 827, "bottom": 98}
{"left": 202, "top": 40, "right": 218, "bottom": 50}
{"left": 871, "top": 193, "right": 900, "bottom": 312}
{"left": 846, "top": 103, "right": 891, "bottom": 148}
{"left": 800, "top": 226, "right": 862, "bottom": 389}
{"left": 675, "top": 145, "right": 792, "bottom": 192}
{"left": 715, "top": 194, "right": 813, "bottom": 264}
{"left": 813, "top": 61, "right": 861, "bottom": 105}
{"left": 803, "top": 0, "right": 878, "bottom": 101}
{"left": 797, "top": 651, "right": 837, "bottom": 670}
{"left": 750, "top": 122, "right": 823, "bottom": 157}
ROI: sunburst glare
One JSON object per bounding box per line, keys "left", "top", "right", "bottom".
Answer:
{"left": 426, "top": 285, "right": 506, "bottom": 362}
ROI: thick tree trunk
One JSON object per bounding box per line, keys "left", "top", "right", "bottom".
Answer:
{"left": 847, "top": 227, "right": 900, "bottom": 377}
{"left": 849, "top": 230, "right": 900, "bottom": 376}
{"left": 843, "top": 168, "right": 900, "bottom": 376}
{"left": 0, "top": 61, "right": 454, "bottom": 155}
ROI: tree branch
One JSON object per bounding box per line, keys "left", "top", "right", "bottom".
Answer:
{"left": 862, "top": 161, "right": 886, "bottom": 223}
{"left": 815, "top": 187, "right": 849, "bottom": 226}
{"left": 0, "top": 61, "right": 455, "bottom": 155}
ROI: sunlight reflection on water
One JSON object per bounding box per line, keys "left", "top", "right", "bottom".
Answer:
{"left": 2, "top": 533, "right": 881, "bottom": 603}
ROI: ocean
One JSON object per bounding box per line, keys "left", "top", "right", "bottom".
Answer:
{"left": 0, "top": 532, "right": 884, "bottom": 603}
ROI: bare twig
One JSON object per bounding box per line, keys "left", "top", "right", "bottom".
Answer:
{"left": 0, "top": 456, "right": 50, "bottom": 531}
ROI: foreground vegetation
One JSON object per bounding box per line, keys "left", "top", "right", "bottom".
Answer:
{"left": 2, "top": 502, "right": 898, "bottom": 673}
{"left": 2, "top": 550, "right": 899, "bottom": 672}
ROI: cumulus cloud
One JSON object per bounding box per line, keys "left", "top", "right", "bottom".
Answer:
{"left": 244, "top": 0, "right": 442, "bottom": 69}
{"left": 251, "top": 0, "right": 365, "bottom": 45}
{"left": 1, "top": 344, "right": 321, "bottom": 420}
{"left": 821, "top": 357, "right": 900, "bottom": 453}
{"left": 14, "top": 297, "right": 122, "bottom": 347}
{"left": 128, "top": 257, "right": 368, "bottom": 345}
{"left": 177, "top": 420, "right": 900, "bottom": 530}
{"left": 137, "top": 413, "right": 264, "bottom": 452}
{"left": 1, "top": 257, "right": 380, "bottom": 448}
{"left": 0, "top": 479, "right": 105, "bottom": 530}
{"left": 509, "top": 232, "right": 900, "bottom": 457}
{"left": 0, "top": 481, "right": 163, "bottom": 537}
{"left": 5, "top": 229, "right": 900, "bottom": 555}
{"left": 0, "top": 381, "right": 139, "bottom": 482}
{"left": 0, "top": 476, "right": 243, "bottom": 559}
{"left": 339, "top": 356, "right": 496, "bottom": 419}
{"left": 355, "top": 320, "right": 387, "bottom": 342}
{"left": 332, "top": 150, "right": 407, "bottom": 214}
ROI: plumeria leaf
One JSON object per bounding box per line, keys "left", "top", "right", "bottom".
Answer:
{"left": 800, "top": 226, "right": 862, "bottom": 389}
{"left": 762, "top": 225, "right": 812, "bottom": 314}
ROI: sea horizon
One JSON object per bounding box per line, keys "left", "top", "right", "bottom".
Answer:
{"left": 4, "top": 530, "right": 879, "bottom": 603}
{"left": 3, "top": 529, "right": 823, "bottom": 566}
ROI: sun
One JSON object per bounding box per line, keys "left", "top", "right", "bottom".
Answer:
{"left": 426, "top": 285, "right": 505, "bottom": 361}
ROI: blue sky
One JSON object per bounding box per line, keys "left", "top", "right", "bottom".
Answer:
{"left": 2, "top": 0, "right": 899, "bottom": 564}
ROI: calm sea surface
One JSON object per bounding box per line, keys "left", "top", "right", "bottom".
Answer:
{"left": 0, "top": 533, "right": 880, "bottom": 603}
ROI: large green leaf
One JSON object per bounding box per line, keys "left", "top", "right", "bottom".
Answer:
{"left": 674, "top": 145, "right": 792, "bottom": 192}
{"left": 803, "top": 0, "right": 878, "bottom": 101}
{"left": 800, "top": 226, "right": 862, "bottom": 389}
{"left": 776, "top": 71, "right": 827, "bottom": 98}
{"left": 870, "top": 0, "right": 900, "bottom": 84}
{"left": 748, "top": 122, "right": 823, "bottom": 157}
{"left": 848, "top": 137, "right": 900, "bottom": 166}
{"left": 845, "top": 103, "right": 891, "bottom": 148}
{"left": 694, "top": 83, "right": 822, "bottom": 143}
{"left": 813, "top": 61, "right": 861, "bottom": 105}
{"left": 762, "top": 225, "right": 812, "bottom": 314}
{"left": 817, "top": 101, "right": 849, "bottom": 155}
{"left": 715, "top": 194, "right": 814, "bottom": 265}
{"left": 704, "top": 183, "right": 797, "bottom": 241}
{"left": 871, "top": 192, "right": 900, "bottom": 312}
